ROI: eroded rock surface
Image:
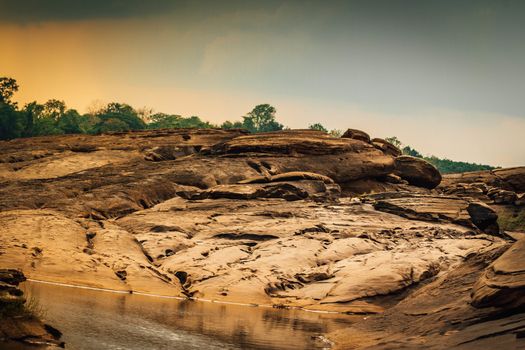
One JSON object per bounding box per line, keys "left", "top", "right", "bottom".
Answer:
{"left": 0, "top": 128, "right": 523, "bottom": 349}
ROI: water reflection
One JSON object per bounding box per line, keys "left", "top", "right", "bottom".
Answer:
{"left": 22, "top": 281, "right": 356, "bottom": 350}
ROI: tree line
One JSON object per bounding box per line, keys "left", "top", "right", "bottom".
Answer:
{"left": 0, "top": 77, "right": 496, "bottom": 174}
{"left": 385, "top": 136, "right": 497, "bottom": 174}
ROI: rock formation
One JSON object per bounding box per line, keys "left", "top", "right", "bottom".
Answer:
{"left": 0, "top": 127, "right": 523, "bottom": 348}
{"left": 0, "top": 269, "right": 64, "bottom": 348}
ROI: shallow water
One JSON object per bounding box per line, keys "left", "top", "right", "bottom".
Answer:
{"left": 21, "top": 281, "right": 356, "bottom": 350}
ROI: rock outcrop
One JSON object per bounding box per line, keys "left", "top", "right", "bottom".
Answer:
{"left": 0, "top": 269, "right": 64, "bottom": 348}
{"left": 394, "top": 155, "right": 442, "bottom": 189}
{"left": 471, "top": 238, "right": 525, "bottom": 309}
{"left": 0, "top": 128, "right": 523, "bottom": 349}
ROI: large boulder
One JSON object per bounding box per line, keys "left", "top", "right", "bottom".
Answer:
{"left": 441, "top": 166, "right": 525, "bottom": 192}
{"left": 471, "top": 239, "right": 525, "bottom": 309}
{"left": 494, "top": 167, "right": 525, "bottom": 192}
{"left": 371, "top": 193, "right": 499, "bottom": 234}
{"left": 467, "top": 202, "right": 500, "bottom": 235}
{"left": 371, "top": 138, "right": 402, "bottom": 157}
{"left": 209, "top": 130, "right": 395, "bottom": 184}
{"left": 341, "top": 128, "right": 371, "bottom": 143}
{"left": 394, "top": 156, "right": 442, "bottom": 189}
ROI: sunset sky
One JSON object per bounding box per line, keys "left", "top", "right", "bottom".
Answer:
{"left": 1, "top": 0, "right": 524, "bottom": 166}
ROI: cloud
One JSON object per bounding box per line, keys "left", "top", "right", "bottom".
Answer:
{"left": 0, "top": 0, "right": 184, "bottom": 23}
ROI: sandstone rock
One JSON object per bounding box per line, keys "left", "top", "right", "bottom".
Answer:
{"left": 442, "top": 183, "right": 487, "bottom": 200}
{"left": 471, "top": 239, "right": 525, "bottom": 309}
{"left": 383, "top": 173, "right": 406, "bottom": 184}
{"left": 394, "top": 156, "right": 442, "bottom": 189}
{"left": 238, "top": 171, "right": 335, "bottom": 184}
{"left": 0, "top": 128, "right": 523, "bottom": 350}
{"left": 516, "top": 193, "right": 525, "bottom": 206}
{"left": 488, "top": 189, "right": 518, "bottom": 204}
{"left": 186, "top": 182, "right": 314, "bottom": 201}
{"left": 372, "top": 193, "right": 499, "bottom": 234}
{"left": 441, "top": 166, "right": 525, "bottom": 192}
{"left": 0, "top": 269, "right": 26, "bottom": 286}
{"left": 494, "top": 167, "right": 525, "bottom": 192}
{"left": 467, "top": 202, "right": 500, "bottom": 235}
{"left": 0, "top": 269, "right": 64, "bottom": 348}
{"left": 371, "top": 138, "right": 402, "bottom": 157}
{"left": 341, "top": 128, "right": 371, "bottom": 143}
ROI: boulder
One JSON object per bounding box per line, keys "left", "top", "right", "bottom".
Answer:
{"left": 471, "top": 239, "right": 525, "bottom": 309}
{"left": 208, "top": 130, "right": 395, "bottom": 184}
{"left": 494, "top": 167, "right": 525, "bottom": 192}
{"left": 371, "top": 138, "right": 402, "bottom": 157}
{"left": 441, "top": 166, "right": 525, "bottom": 192}
{"left": 238, "top": 171, "right": 335, "bottom": 184}
{"left": 185, "top": 181, "right": 339, "bottom": 201}
{"left": 516, "top": 193, "right": 525, "bottom": 206}
{"left": 371, "top": 193, "right": 499, "bottom": 234}
{"left": 394, "top": 156, "right": 442, "bottom": 189}
{"left": 0, "top": 269, "right": 26, "bottom": 286}
{"left": 341, "top": 128, "right": 371, "bottom": 143}
{"left": 467, "top": 202, "right": 500, "bottom": 235}
{"left": 488, "top": 189, "right": 518, "bottom": 204}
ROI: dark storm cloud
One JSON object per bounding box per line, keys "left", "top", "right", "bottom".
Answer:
{"left": 2, "top": 0, "right": 524, "bottom": 27}
{"left": 0, "top": 0, "right": 186, "bottom": 22}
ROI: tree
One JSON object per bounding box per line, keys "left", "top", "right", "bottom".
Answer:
{"left": 308, "top": 123, "right": 328, "bottom": 132}
{"left": 385, "top": 136, "right": 402, "bottom": 149}
{"left": 221, "top": 120, "right": 244, "bottom": 129}
{"left": 147, "top": 113, "right": 216, "bottom": 129}
{"left": 0, "top": 103, "right": 23, "bottom": 140}
{"left": 41, "top": 99, "right": 66, "bottom": 121}
{"left": 0, "top": 77, "right": 23, "bottom": 139}
{"left": 242, "top": 104, "right": 283, "bottom": 133}
{"left": 92, "top": 103, "right": 146, "bottom": 133}
{"left": 23, "top": 100, "right": 65, "bottom": 136}
{"left": 0, "top": 77, "right": 19, "bottom": 106}
{"left": 175, "top": 116, "right": 215, "bottom": 128}
{"left": 402, "top": 146, "right": 423, "bottom": 158}
{"left": 57, "top": 109, "right": 87, "bottom": 134}
{"left": 147, "top": 113, "right": 182, "bottom": 129}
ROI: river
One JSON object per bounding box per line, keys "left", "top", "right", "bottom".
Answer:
{"left": 20, "top": 281, "right": 357, "bottom": 350}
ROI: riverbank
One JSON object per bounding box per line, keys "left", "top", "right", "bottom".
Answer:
{"left": 1, "top": 128, "right": 524, "bottom": 348}
{"left": 21, "top": 280, "right": 353, "bottom": 350}
{"left": 0, "top": 269, "right": 64, "bottom": 348}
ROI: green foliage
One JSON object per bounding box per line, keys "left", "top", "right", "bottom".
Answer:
{"left": 220, "top": 120, "right": 244, "bottom": 129}
{"left": 402, "top": 146, "right": 422, "bottom": 158}
{"left": 424, "top": 156, "right": 495, "bottom": 174}
{"left": 92, "top": 102, "right": 146, "bottom": 133}
{"left": 147, "top": 113, "right": 216, "bottom": 129}
{"left": 387, "top": 136, "right": 497, "bottom": 174}
{"left": 242, "top": 104, "right": 283, "bottom": 133}
{"left": 0, "top": 77, "right": 24, "bottom": 140}
{"left": 385, "top": 136, "right": 402, "bottom": 148}
{"left": 57, "top": 109, "right": 89, "bottom": 134}
{"left": 496, "top": 206, "right": 525, "bottom": 232}
{"left": 0, "top": 102, "right": 24, "bottom": 140}
{"left": 308, "top": 123, "right": 328, "bottom": 132}
{"left": 0, "top": 78, "right": 505, "bottom": 175}
{"left": 175, "top": 116, "right": 215, "bottom": 128}
{"left": 0, "top": 77, "right": 19, "bottom": 106}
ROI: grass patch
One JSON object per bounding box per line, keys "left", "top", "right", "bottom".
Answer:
{"left": 0, "top": 290, "right": 46, "bottom": 320}
{"left": 496, "top": 205, "right": 525, "bottom": 232}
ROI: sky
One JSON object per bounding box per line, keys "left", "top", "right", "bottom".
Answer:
{"left": 1, "top": 0, "right": 524, "bottom": 166}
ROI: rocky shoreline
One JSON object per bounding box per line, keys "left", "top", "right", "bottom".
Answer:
{"left": 0, "top": 128, "right": 523, "bottom": 348}
{"left": 0, "top": 269, "right": 64, "bottom": 348}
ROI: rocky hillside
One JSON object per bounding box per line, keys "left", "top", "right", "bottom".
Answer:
{"left": 0, "top": 128, "right": 523, "bottom": 349}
